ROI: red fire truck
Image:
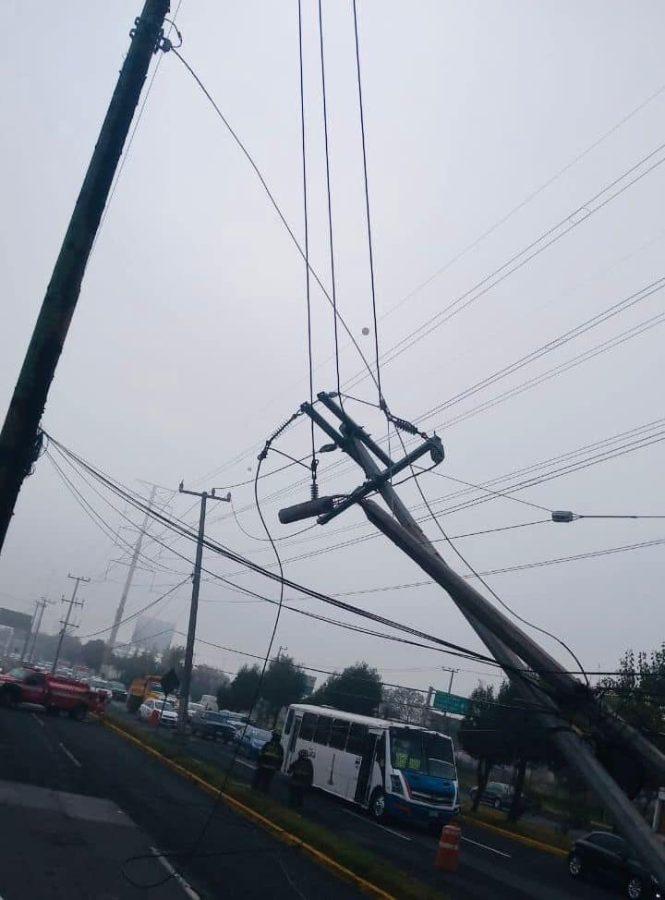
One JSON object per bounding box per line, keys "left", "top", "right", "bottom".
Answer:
{"left": 0, "top": 666, "right": 107, "bottom": 719}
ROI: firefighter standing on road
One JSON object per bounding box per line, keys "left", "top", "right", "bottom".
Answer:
{"left": 287, "top": 749, "right": 313, "bottom": 810}
{"left": 253, "top": 731, "right": 284, "bottom": 794}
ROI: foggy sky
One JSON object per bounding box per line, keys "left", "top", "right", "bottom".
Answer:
{"left": 1, "top": 0, "right": 664, "bottom": 698}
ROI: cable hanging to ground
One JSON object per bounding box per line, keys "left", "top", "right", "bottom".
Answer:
{"left": 317, "top": 0, "right": 343, "bottom": 401}
{"left": 297, "top": 0, "right": 319, "bottom": 501}
{"left": 159, "top": 38, "right": 380, "bottom": 399}
{"left": 352, "top": 0, "right": 383, "bottom": 406}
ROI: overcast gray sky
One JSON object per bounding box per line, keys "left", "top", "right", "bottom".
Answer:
{"left": 1, "top": 0, "right": 664, "bottom": 697}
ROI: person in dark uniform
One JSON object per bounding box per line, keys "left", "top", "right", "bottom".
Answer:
{"left": 252, "top": 731, "right": 284, "bottom": 794}
{"left": 287, "top": 749, "right": 314, "bottom": 810}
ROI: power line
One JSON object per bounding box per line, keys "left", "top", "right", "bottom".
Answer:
{"left": 352, "top": 0, "right": 383, "bottom": 404}
{"left": 317, "top": 0, "right": 342, "bottom": 399}
{"left": 167, "top": 45, "right": 379, "bottom": 396}
{"left": 48, "top": 433, "right": 658, "bottom": 684}
{"left": 297, "top": 0, "right": 317, "bottom": 491}
{"left": 180, "top": 78, "right": 665, "bottom": 492}
{"left": 220, "top": 290, "right": 665, "bottom": 519}
{"left": 414, "top": 276, "right": 665, "bottom": 428}
{"left": 78, "top": 578, "right": 190, "bottom": 639}
{"left": 93, "top": 2, "right": 185, "bottom": 249}
{"left": 380, "top": 79, "right": 665, "bottom": 324}
{"left": 44, "top": 433, "right": 509, "bottom": 670}
{"left": 220, "top": 420, "right": 665, "bottom": 569}
{"left": 342, "top": 138, "right": 665, "bottom": 394}
{"left": 192, "top": 268, "right": 665, "bottom": 522}
{"left": 395, "top": 430, "right": 590, "bottom": 682}
{"left": 467, "top": 537, "right": 665, "bottom": 579}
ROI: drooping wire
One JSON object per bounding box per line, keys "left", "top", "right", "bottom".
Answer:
{"left": 95, "top": 2, "right": 184, "bottom": 251}
{"left": 165, "top": 45, "right": 379, "bottom": 399}
{"left": 121, "top": 434, "right": 295, "bottom": 891}
{"left": 352, "top": 0, "right": 383, "bottom": 406}
{"left": 317, "top": 0, "right": 343, "bottom": 401}
{"left": 297, "top": 0, "right": 319, "bottom": 501}
{"left": 393, "top": 429, "right": 590, "bottom": 687}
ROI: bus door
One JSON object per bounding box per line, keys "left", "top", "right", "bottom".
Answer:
{"left": 354, "top": 732, "right": 379, "bottom": 806}
{"left": 288, "top": 716, "right": 301, "bottom": 756}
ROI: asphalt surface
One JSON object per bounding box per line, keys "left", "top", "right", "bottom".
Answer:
{"left": 0, "top": 705, "right": 363, "bottom": 900}
{"left": 112, "top": 707, "right": 615, "bottom": 900}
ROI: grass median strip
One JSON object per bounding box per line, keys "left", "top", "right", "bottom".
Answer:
{"left": 102, "top": 714, "right": 445, "bottom": 900}
{"left": 462, "top": 808, "right": 569, "bottom": 857}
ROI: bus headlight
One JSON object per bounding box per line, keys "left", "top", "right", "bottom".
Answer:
{"left": 390, "top": 774, "right": 404, "bottom": 795}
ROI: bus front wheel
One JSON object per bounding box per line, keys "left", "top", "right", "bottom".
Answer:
{"left": 369, "top": 788, "right": 388, "bottom": 823}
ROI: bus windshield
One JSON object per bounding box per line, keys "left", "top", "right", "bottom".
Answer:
{"left": 390, "top": 728, "right": 456, "bottom": 779}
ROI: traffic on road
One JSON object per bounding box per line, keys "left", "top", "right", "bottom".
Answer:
{"left": 0, "top": 656, "right": 660, "bottom": 899}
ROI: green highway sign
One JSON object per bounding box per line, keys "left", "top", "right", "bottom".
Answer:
{"left": 432, "top": 691, "right": 470, "bottom": 716}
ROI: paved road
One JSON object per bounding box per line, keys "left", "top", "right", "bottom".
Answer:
{"left": 0, "top": 705, "right": 362, "bottom": 900}
{"left": 114, "top": 707, "right": 614, "bottom": 900}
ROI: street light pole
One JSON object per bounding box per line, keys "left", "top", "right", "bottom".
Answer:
{"left": 441, "top": 666, "right": 458, "bottom": 734}
{"left": 176, "top": 484, "right": 230, "bottom": 732}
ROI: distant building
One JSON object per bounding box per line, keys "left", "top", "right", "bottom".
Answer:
{"left": 0, "top": 607, "right": 31, "bottom": 655}
{"left": 303, "top": 674, "right": 317, "bottom": 696}
{"left": 129, "top": 617, "right": 174, "bottom": 654}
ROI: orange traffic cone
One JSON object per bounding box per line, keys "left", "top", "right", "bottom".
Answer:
{"left": 435, "top": 819, "right": 461, "bottom": 872}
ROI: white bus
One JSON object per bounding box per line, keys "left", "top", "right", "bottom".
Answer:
{"left": 281, "top": 704, "right": 459, "bottom": 827}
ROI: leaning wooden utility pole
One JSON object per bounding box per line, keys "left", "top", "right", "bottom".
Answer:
{"left": 282, "top": 390, "right": 665, "bottom": 886}
{"left": 0, "top": 0, "right": 170, "bottom": 554}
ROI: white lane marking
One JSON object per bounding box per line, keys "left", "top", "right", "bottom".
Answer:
{"left": 31, "top": 713, "right": 45, "bottom": 728}
{"left": 343, "top": 809, "right": 413, "bottom": 842}
{"left": 58, "top": 742, "right": 82, "bottom": 768}
{"left": 150, "top": 847, "right": 200, "bottom": 900}
{"left": 461, "top": 836, "right": 511, "bottom": 858}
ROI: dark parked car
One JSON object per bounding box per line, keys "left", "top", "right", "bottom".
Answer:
{"left": 469, "top": 781, "right": 527, "bottom": 813}
{"left": 191, "top": 710, "right": 238, "bottom": 743}
{"left": 568, "top": 831, "right": 661, "bottom": 899}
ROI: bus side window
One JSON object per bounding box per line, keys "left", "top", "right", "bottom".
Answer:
{"left": 330, "top": 719, "right": 349, "bottom": 750}
{"left": 300, "top": 712, "right": 317, "bottom": 741}
{"left": 376, "top": 733, "right": 386, "bottom": 766}
{"left": 284, "top": 709, "right": 294, "bottom": 736}
{"left": 346, "top": 723, "right": 368, "bottom": 755}
{"left": 314, "top": 716, "right": 332, "bottom": 746}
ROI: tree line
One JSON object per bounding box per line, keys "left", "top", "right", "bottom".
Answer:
{"left": 459, "top": 642, "right": 665, "bottom": 823}
{"left": 216, "top": 657, "right": 384, "bottom": 725}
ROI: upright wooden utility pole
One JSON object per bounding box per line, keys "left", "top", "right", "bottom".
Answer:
{"left": 51, "top": 575, "right": 89, "bottom": 673}
{"left": 176, "top": 484, "right": 230, "bottom": 732}
{"left": 0, "top": 0, "right": 170, "bottom": 554}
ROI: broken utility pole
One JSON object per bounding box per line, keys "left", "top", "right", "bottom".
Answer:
{"left": 280, "top": 390, "right": 665, "bottom": 886}
{"left": 0, "top": 0, "right": 170, "bottom": 555}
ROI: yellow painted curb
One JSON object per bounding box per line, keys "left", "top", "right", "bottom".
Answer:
{"left": 102, "top": 717, "right": 395, "bottom": 899}
{"left": 464, "top": 815, "right": 568, "bottom": 858}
